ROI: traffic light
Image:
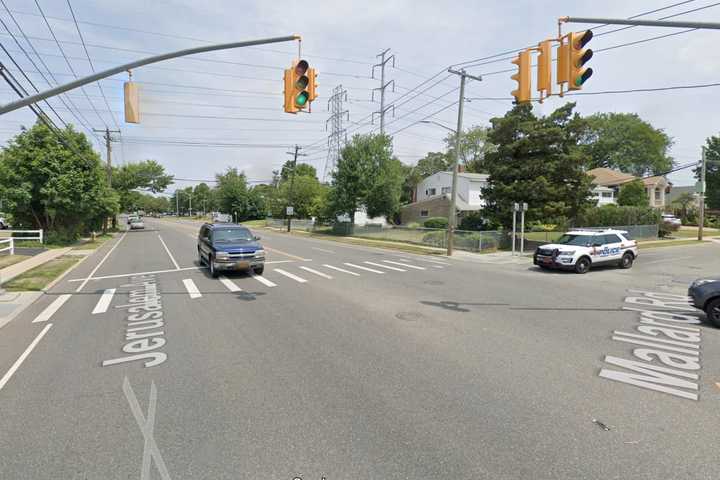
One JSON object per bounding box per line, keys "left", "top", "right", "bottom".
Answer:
{"left": 536, "top": 40, "right": 552, "bottom": 100}
{"left": 510, "top": 50, "right": 531, "bottom": 104}
{"left": 283, "top": 59, "right": 314, "bottom": 113}
{"left": 567, "top": 30, "right": 593, "bottom": 91}
{"left": 307, "top": 67, "right": 318, "bottom": 103}
{"left": 123, "top": 80, "right": 139, "bottom": 123}
{"left": 556, "top": 41, "right": 569, "bottom": 88}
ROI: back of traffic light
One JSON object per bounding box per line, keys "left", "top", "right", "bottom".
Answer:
{"left": 283, "top": 59, "right": 318, "bottom": 113}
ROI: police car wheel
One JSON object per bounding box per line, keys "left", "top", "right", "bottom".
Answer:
{"left": 620, "top": 252, "right": 634, "bottom": 269}
{"left": 574, "top": 257, "right": 590, "bottom": 274}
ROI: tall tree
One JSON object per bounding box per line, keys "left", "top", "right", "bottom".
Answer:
{"left": 584, "top": 112, "right": 673, "bottom": 176}
{"left": 617, "top": 179, "right": 649, "bottom": 207}
{"left": 329, "top": 133, "right": 402, "bottom": 223}
{"left": 215, "top": 168, "right": 252, "bottom": 219}
{"left": 444, "top": 125, "right": 494, "bottom": 173}
{"left": 704, "top": 134, "right": 720, "bottom": 210}
{"left": 280, "top": 161, "right": 317, "bottom": 181}
{"left": 0, "top": 121, "right": 118, "bottom": 241}
{"left": 113, "top": 159, "right": 174, "bottom": 210}
{"left": 481, "top": 103, "right": 594, "bottom": 228}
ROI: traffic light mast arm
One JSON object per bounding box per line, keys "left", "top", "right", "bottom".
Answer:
{"left": 559, "top": 16, "right": 720, "bottom": 30}
{"left": 0, "top": 34, "right": 301, "bottom": 115}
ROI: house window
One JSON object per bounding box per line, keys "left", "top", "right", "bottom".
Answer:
{"left": 601, "top": 192, "right": 613, "bottom": 199}
{"left": 441, "top": 187, "right": 451, "bottom": 194}
{"left": 655, "top": 189, "right": 661, "bottom": 202}
{"left": 420, "top": 210, "right": 429, "bottom": 217}
{"left": 427, "top": 188, "right": 436, "bottom": 196}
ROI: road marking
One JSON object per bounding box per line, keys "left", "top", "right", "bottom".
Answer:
{"left": 322, "top": 264, "right": 360, "bottom": 276}
{"left": 274, "top": 268, "right": 308, "bottom": 283}
{"left": 299, "top": 266, "right": 333, "bottom": 279}
{"left": 265, "top": 260, "right": 297, "bottom": 265}
{"left": 92, "top": 288, "right": 116, "bottom": 314}
{"left": 250, "top": 272, "right": 277, "bottom": 287}
{"left": 383, "top": 260, "right": 426, "bottom": 270}
{"left": 264, "top": 246, "right": 311, "bottom": 261}
{"left": 75, "top": 232, "right": 127, "bottom": 292}
{"left": 311, "top": 246, "right": 335, "bottom": 254}
{"left": 344, "top": 262, "right": 385, "bottom": 274}
{"left": 122, "top": 378, "right": 172, "bottom": 480}
{"left": 33, "top": 294, "right": 72, "bottom": 323}
{"left": 364, "top": 261, "right": 405, "bottom": 272}
{"left": 0, "top": 324, "right": 52, "bottom": 391}
{"left": 219, "top": 276, "right": 242, "bottom": 292}
{"left": 433, "top": 265, "right": 444, "bottom": 269}
{"left": 68, "top": 266, "right": 203, "bottom": 283}
{"left": 182, "top": 279, "right": 202, "bottom": 299}
{"left": 157, "top": 235, "right": 180, "bottom": 270}
{"left": 404, "top": 256, "right": 449, "bottom": 266}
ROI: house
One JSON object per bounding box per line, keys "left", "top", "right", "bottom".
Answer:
{"left": 587, "top": 167, "right": 671, "bottom": 208}
{"left": 400, "top": 171, "right": 489, "bottom": 224}
{"left": 665, "top": 185, "right": 702, "bottom": 208}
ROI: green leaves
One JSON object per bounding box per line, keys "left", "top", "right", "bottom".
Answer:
{"left": 705, "top": 134, "right": 720, "bottom": 210}
{"left": 617, "top": 179, "right": 649, "bottom": 207}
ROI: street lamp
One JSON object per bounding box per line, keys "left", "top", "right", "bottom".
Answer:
{"left": 418, "top": 119, "right": 456, "bottom": 134}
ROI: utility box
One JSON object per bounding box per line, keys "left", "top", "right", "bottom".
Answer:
{"left": 124, "top": 81, "right": 140, "bottom": 124}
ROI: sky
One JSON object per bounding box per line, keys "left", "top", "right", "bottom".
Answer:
{"left": 0, "top": 0, "right": 717, "bottom": 195}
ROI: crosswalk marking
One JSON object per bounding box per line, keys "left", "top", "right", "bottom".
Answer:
{"left": 250, "top": 272, "right": 277, "bottom": 287}
{"left": 413, "top": 257, "right": 450, "bottom": 266}
{"left": 92, "top": 288, "right": 116, "bottom": 314}
{"left": 323, "top": 264, "right": 360, "bottom": 276}
{"left": 274, "top": 269, "right": 308, "bottom": 283}
{"left": 33, "top": 294, "right": 72, "bottom": 323}
{"left": 299, "top": 266, "right": 333, "bottom": 279}
{"left": 182, "top": 279, "right": 202, "bottom": 299}
{"left": 433, "top": 265, "right": 444, "bottom": 269}
{"left": 344, "top": 262, "right": 384, "bottom": 274}
{"left": 219, "top": 276, "right": 242, "bottom": 292}
{"left": 383, "top": 260, "right": 426, "bottom": 270}
{"left": 364, "top": 261, "right": 405, "bottom": 272}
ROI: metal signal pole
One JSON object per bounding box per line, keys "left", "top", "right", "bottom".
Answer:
{"left": 698, "top": 147, "right": 707, "bottom": 241}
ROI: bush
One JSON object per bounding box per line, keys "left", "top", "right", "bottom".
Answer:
{"left": 423, "top": 217, "right": 448, "bottom": 229}
{"left": 459, "top": 212, "right": 485, "bottom": 231}
{"left": 576, "top": 205, "right": 660, "bottom": 227}
{"left": 455, "top": 233, "right": 498, "bottom": 252}
{"left": 406, "top": 221, "right": 421, "bottom": 228}
{"left": 422, "top": 230, "right": 446, "bottom": 247}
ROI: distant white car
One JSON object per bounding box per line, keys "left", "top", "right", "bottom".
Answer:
{"left": 0, "top": 217, "right": 10, "bottom": 229}
{"left": 661, "top": 213, "right": 682, "bottom": 227}
{"left": 130, "top": 218, "right": 145, "bottom": 230}
{"left": 533, "top": 229, "right": 638, "bottom": 274}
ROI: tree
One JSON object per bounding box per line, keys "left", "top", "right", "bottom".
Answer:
{"left": 401, "top": 152, "right": 450, "bottom": 204}
{"left": 113, "top": 160, "right": 174, "bottom": 211}
{"left": 0, "top": 121, "right": 118, "bottom": 241}
{"left": 584, "top": 113, "right": 673, "bottom": 176}
{"left": 704, "top": 134, "right": 720, "bottom": 210}
{"left": 444, "top": 125, "right": 495, "bottom": 173}
{"left": 617, "top": 179, "right": 649, "bottom": 207}
{"left": 481, "top": 103, "right": 595, "bottom": 229}
{"left": 280, "top": 161, "right": 316, "bottom": 181}
{"left": 671, "top": 192, "right": 697, "bottom": 222}
{"left": 329, "top": 134, "right": 403, "bottom": 224}
{"left": 214, "top": 168, "right": 260, "bottom": 220}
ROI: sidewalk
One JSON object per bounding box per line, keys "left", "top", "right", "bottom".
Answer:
{"left": 0, "top": 247, "right": 72, "bottom": 285}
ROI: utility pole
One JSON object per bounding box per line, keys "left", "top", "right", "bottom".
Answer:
{"left": 286, "top": 145, "right": 307, "bottom": 232}
{"left": 93, "top": 127, "right": 121, "bottom": 185}
{"left": 445, "top": 68, "right": 482, "bottom": 256}
{"left": 698, "top": 146, "right": 707, "bottom": 241}
{"left": 324, "top": 85, "right": 349, "bottom": 182}
{"left": 176, "top": 191, "right": 180, "bottom": 217}
{"left": 189, "top": 194, "right": 193, "bottom": 217}
{"left": 372, "top": 49, "right": 396, "bottom": 134}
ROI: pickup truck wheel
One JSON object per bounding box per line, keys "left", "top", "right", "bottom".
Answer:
{"left": 620, "top": 252, "right": 634, "bottom": 269}
{"left": 705, "top": 298, "right": 720, "bottom": 328}
{"left": 253, "top": 266, "right": 264, "bottom": 276}
{"left": 574, "top": 257, "right": 591, "bottom": 274}
{"left": 209, "top": 256, "right": 219, "bottom": 278}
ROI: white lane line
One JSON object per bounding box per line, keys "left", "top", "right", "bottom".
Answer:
{"left": 0, "top": 323, "right": 53, "bottom": 392}
{"left": 344, "top": 262, "right": 385, "bottom": 274}
{"left": 75, "top": 232, "right": 127, "bottom": 292}
{"left": 364, "top": 261, "right": 405, "bottom": 272}
{"left": 264, "top": 246, "right": 311, "bottom": 262}
{"left": 92, "top": 288, "right": 116, "bottom": 315}
{"left": 33, "top": 294, "right": 72, "bottom": 323}
{"left": 68, "top": 266, "right": 203, "bottom": 283}
{"left": 250, "top": 272, "right": 277, "bottom": 287}
{"left": 410, "top": 257, "right": 450, "bottom": 266}
{"left": 182, "top": 279, "right": 202, "bottom": 299}
{"left": 274, "top": 269, "right": 308, "bottom": 283}
{"left": 157, "top": 235, "right": 180, "bottom": 270}
{"left": 311, "top": 246, "right": 335, "bottom": 254}
{"left": 383, "top": 260, "right": 426, "bottom": 270}
{"left": 433, "top": 265, "right": 444, "bottom": 269}
{"left": 323, "top": 264, "right": 360, "bottom": 276}
{"left": 299, "top": 266, "right": 333, "bottom": 279}
{"left": 219, "top": 276, "right": 242, "bottom": 292}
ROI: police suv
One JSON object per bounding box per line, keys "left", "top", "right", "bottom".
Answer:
{"left": 533, "top": 229, "right": 638, "bottom": 274}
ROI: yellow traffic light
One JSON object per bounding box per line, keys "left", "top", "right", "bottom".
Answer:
{"left": 123, "top": 80, "right": 139, "bottom": 123}
{"left": 283, "top": 67, "right": 298, "bottom": 114}
{"left": 567, "top": 30, "right": 594, "bottom": 91}
{"left": 537, "top": 40, "right": 552, "bottom": 101}
{"left": 283, "top": 59, "right": 315, "bottom": 114}
{"left": 510, "top": 50, "right": 531, "bottom": 104}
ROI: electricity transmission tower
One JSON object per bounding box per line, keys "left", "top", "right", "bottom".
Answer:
{"left": 323, "top": 85, "right": 348, "bottom": 182}
{"left": 371, "top": 48, "right": 395, "bottom": 134}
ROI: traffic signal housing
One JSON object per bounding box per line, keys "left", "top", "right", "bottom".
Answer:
{"left": 536, "top": 40, "right": 552, "bottom": 101}
{"left": 283, "top": 59, "right": 318, "bottom": 113}
{"left": 567, "top": 30, "right": 593, "bottom": 91}
{"left": 510, "top": 50, "right": 531, "bottom": 104}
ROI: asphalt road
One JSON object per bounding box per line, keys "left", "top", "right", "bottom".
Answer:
{"left": 1, "top": 217, "right": 719, "bottom": 479}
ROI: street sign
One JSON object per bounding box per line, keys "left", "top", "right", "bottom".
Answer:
{"left": 522, "top": 202, "right": 528, "bottom": 211}
{"left": 513, "top": 202, "right": 520, "bottom": 211}
{"left": 286, "top": 206, "right": 294, "bottom": 216}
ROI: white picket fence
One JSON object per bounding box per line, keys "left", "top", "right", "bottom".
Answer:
{"left": 0, "top": 229, "right": 43, "bottom": 243}
{"left": 0, "top": 238, "right": 14, "bottom": 255}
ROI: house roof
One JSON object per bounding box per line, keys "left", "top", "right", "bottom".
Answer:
{"left": 587, "top": 167, "right": 668, "bottom": 188}
{"left": 457, "top": 172, "right": 489, "bottom": 181}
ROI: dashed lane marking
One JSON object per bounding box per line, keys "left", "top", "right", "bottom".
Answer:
{"left": 383, "top": 260, "right": 426, "bottom": 270}
{"left": 323, "top": 264, "right": 360, "bottom": 276}
{"left": 364, "top": 261, "right": 405, "bottom": 272}
{"left": 157, "top": 235, "right": 180, "bottom": 270}
{"left": 182, "top": 279, "right": 202, "bottom": 299}
{"left": 33, "top": 294, "right": 72, "bottom": 323}
{"left": 403, "top": 256, "right": 449, "bottom": 266}
{"left": 250, "top": 272, "right": 277, "bottom": 287}
{"left": 344, "top": 262, "right": 384, "bottom": 274}
{"left": 92, "top": 288, "right": 116, "bottom": 315}
{"left": 311, "top": 247, "right": 335, "bottom": 254}
{"left": 219, "top": 276, "right": 242, "bottom": 292}
{"left": 299, "top": 266, "right": 333, "bottom": 279}
{"left": 274, "top": 269, "right": 308, "bottom": 283}
{"left": 0, "top": 324, "right": 53, "bottom": 392}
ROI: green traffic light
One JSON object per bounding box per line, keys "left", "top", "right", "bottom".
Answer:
{"left": 296, "top": 92, "right": 309, "bottom": 106}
